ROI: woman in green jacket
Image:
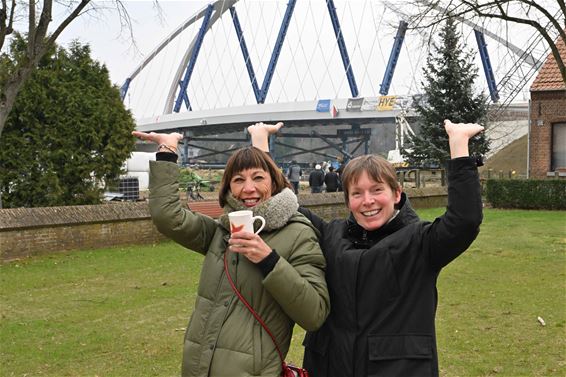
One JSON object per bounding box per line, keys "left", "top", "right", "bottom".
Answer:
{"left": 132, "top": 129, "right": 329, "bottom": 377}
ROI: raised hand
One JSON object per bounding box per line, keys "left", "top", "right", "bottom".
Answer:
{"left": 444, "top": 120, "right": 484, "bottom": 139}
{"left": 247, "top": 122, "right": 284, "bottom": 152}
{"left": 132, "top": 131, "right": 183, "bottom": 152}
{"left": 444, "top": 120, "right": 484, "bottom": 159}
{"left": 247, "top": 122, "right": 283, "bottom": 135}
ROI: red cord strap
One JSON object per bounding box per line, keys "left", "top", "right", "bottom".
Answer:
{"left": 223, "top": 251, "right": 286, "bottom": 365}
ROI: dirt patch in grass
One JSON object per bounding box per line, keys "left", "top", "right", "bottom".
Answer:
{"left": 480, "top": 135, "right": 528, "bottom": 177}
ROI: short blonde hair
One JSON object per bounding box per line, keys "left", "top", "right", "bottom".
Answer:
{"left": 341, "top": 155, "right": 400, "bottom": 205}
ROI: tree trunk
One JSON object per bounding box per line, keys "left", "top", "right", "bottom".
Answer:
{"left": 0, "top": 65, "right": 36, "bottom": 137}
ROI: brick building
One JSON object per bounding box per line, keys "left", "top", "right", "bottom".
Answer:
{"left": 529, "top": 34, "right": 566, "bottom": 178}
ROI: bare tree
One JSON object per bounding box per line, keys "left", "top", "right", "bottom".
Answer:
{"left": 406, "top": 0, "right": 566, "bottom": 85}
{"left": 0, "top": 0, "right": 146, "bottom": 137}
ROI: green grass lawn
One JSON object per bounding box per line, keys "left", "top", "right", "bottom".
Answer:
{"left": 1, "top": 208, "right": 565, "bottom": 376}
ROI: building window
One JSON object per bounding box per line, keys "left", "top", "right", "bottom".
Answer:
{"left": 552, "top": 122, "right": 566, "bottom": 171}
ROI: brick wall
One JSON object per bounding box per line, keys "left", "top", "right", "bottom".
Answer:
{"left": 529, "top": 90, "right": 566, "bottom": 178}
{"left": 0, "top": 202, "right": 166, "bottom": 262}
{"left": 1, "top": 187, "right": 447, "bottom": 262}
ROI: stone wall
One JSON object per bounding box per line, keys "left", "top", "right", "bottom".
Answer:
{"left": 529, "top": 90, "right": 566, "bottom": 178}
{"left": 1, "top": 187, "right": 447, "bottom": 262}
{"left": 0, "top": 202, "right": 166, "bottom": 262}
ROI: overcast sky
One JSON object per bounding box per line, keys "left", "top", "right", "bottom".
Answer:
{"left": 57, "top": 1, "right": 210, "bottom": 86}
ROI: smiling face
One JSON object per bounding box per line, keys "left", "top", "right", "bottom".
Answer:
{"left": 218, "top": 147, "right": 291, "bottom": 208}
{"left": 341, "top": 155, "right": 402, "bottom": 231}
{"left": 229, "top": 168, "right": 273, "bottom": 207}
{"left": 347, "top": 171, "right": 401, "bottom": 231}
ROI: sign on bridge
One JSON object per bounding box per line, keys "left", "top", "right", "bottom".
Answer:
{"left": 337, "top": 128, "right": 372, "bottom": 137}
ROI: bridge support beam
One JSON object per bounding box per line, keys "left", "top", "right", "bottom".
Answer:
{"left": 311, "top": 130, "right": 353, "bottom": 159}
{"left": 474, "top": 30, "right": 499, "bottom": 102}
{"left": 181, "top": 138, "right": 189, "bottom": 166}
{"left": 184, "top": 142, "right": 243, "bottom": 161}
{"left": 120, "top": 78, "right": 131, "bottom": 101}
{"left": 174, "top": 4, "right": 214, "bottom": 112}
{"left": 326, "top": 0, "right": 359, "bottom": 97}
{"left": 178, "top": 82, "right": 191, "bottom": 110}
{"left": 275, "top": 137, "right": 365, "bottom": 161}
{"left": 162, "top": 119, "right": 390, "bottom": 167}
{"left": 380, "top": 20, "right": 408, "bottom": 96}
{"left": 230, "top": 6, "right": 261, "bottom": 103}
{"left": 269, "top": 135, "right": 277, "bottom": 160}
{"left": 258, "top": 0, "right": 298, "bottom": 103}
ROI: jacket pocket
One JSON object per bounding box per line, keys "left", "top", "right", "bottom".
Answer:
{"left": 367, "top": 334, "right": 433, "bottom": 377}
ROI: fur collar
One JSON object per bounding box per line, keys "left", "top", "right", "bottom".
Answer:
{"left": 218, "top": 188, "right": 298, "bottom": 232}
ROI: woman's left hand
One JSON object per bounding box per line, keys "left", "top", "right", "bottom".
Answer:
{"left": 228, "top": 231, "right": 272, "bottom": 263}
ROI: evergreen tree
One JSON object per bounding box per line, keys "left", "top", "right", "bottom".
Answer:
{"left": 0, "top": 36, "right": 135, "bottom": 208}
{"left": 403, "top": 16, "right": 490, "bottom": 167}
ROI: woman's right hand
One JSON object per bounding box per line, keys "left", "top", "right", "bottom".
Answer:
{"left": 246, "top": 122, "right": 283, "bottom": 136}
{"left": 132, "top": 131, "right": 183, "bottom": 147}
{"left": 247, "top": 122, "right": 283, "bottom": 152}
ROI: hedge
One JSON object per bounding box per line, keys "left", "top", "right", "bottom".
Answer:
{"left": 485, "top": 179, "right": 566, "bottom": 210}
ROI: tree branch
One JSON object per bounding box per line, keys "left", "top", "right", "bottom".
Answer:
{"left": 7, "top": 0, "right": 14, "bottom": 35}
{"left": 466, "top": 4, "right": 566, "bottom": 85}
{"left": 0, "top": 0, "right": 7, "bottom": 51}
{"left": 27, "top": 0, "right": 36, "bottom": 57}
{"left": 420, "top": 0, "right": 566, "bottom": 85}
{"left": 507, "top": 0, "right": 566, "bottom": 44}
{"left": 46, "top": 0, "right": 91, "bottom": 45}
{"left": 34, "top": 0, "right": 53, "bottom": 45}
{"left": 113, "top": 0, "right": 140, "bottom": 54}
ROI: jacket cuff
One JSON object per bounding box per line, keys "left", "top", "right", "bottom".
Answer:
{"left": 257, "top": 249, "right": 280, "bottom": 277}
{"left": 156, "top": 151, "right": 178, "bottom": 163}
{"left": 445, "top": 156, "right": 481, "bottom": 171}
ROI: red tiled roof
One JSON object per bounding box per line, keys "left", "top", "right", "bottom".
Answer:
{"left": 531, "top": 32, "right": 566, "bottom": 91}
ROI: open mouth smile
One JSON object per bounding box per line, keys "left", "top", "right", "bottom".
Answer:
{"left": 242, "top": 198, "right": 260, "bottom": 206}
{"left": 361, "top": 209, "right": 380, "bottom": 217}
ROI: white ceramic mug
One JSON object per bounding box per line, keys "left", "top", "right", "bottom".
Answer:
{"left": 228, "top": 210, "right": 266, "bottom": 235}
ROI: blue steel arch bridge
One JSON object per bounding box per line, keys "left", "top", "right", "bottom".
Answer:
{"left": 122, "top": 0, "right": 559, "bottom": 166}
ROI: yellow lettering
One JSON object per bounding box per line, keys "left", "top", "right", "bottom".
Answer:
{"left": 378, "top": 96, "right": 397, "bottom": 111}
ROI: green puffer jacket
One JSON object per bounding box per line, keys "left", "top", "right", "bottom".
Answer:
{"left": 149, "top": 161, "right": 330, "bottom": 377}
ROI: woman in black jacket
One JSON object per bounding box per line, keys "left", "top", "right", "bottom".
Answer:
{"left": 251, "top": 120, "right": 484, "bottom": 377}
{"left": 323, "top": 166, "right": 340, "bottom": 192}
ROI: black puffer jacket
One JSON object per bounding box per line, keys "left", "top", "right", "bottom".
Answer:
{"left": 300, "top": 157, "right": 482, "bottom": 377}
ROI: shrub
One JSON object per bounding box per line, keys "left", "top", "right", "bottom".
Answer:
{"left": 179, "top": 168, "right": 208, "bottom": 191}
{"left": 485, "top": 179, "right": 566, "bottom": 210}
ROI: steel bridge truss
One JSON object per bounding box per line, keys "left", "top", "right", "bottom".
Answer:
{"left": 123, "top": 0, "right": 371, "bottom": 164}
{"left": 123, "top": 0, "right": 547, "bottom": 164}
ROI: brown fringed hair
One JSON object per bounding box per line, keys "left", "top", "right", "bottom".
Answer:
{"left": 218, "top": 147, "right": 292, "bottom": 207}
